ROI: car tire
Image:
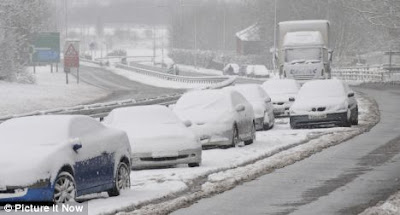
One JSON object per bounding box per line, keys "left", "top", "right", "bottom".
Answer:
{"left": 352, "top": 107, "right": 359, "bottom": 125}
{"left": 342, "top": 110, "right": 352, "bottom": 127}
{"left": 53, "top": 172, "right": 76, "bottom": 203}
{"left": 188, "top": 163, "right": 200, "bottom": 168}
{"left": 108, "top": 161, "right": 130, "bottom": 197}
{"left": 228, "top": 124, "right": 239, "bottom": 148}
{"left": 244, "top": 122, "right": 256, "bottom": 145}
{"left": 263, "top": 123, "right": 270, "bottom": 130}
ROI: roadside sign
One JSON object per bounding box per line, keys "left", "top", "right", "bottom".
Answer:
{"left": 64, "top": 40, "right": 80, "bottom": 69}
{"left": 31, "top": 32, "right": 60, "bottom": 63}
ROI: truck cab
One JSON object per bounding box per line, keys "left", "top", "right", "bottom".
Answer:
{"left": 278, "top": 20, "right": 332, "bottom": 83}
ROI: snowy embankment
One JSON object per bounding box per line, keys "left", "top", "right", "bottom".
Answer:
{"left": 0, "top": 66, "right": 108, "bottom": 116}
{"left": 85, "top": 93, "right": 379, "bottom": 215}
{"left": 359, "top": 191, "right": 400, "bottom": 215}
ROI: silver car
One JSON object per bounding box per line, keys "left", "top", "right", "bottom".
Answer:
{"left": 105, "top": 105, "right": 202, "bottom": 169}
{"left": 262, "top": 79, "right": 300, "bottom": 116}
{"left": 226, "top": 84, "right": 275, "bottom": 130}
{"left": 174, "top": 89, "right": 256, "bottom": 148}
{"left": 290, "top": 79, "right": 358, "bottom": 128}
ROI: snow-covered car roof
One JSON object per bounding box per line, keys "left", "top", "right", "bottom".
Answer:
{"left": 226, "top": 84, "right": 269, "bottom": 102}
{"left": 175, "top": 89, "right": 232, "bottom": 111}
{"left": 0, "top": 115, "right": 93, "bottom": 145}
{"left": 262, "top": 79, "right": 300, "bottom": 95}
{"left": 105, "top": 105, "right": 181, "bottom": 125}
{"left": 297, "top": 79, "right": 347, "bottom": 99}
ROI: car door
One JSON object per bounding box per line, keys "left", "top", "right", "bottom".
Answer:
{"left": 70, "top": 117, "right": 115, "bottom": 194}
{"left": 231, "top": 91, "right": 253, "bottom": 137}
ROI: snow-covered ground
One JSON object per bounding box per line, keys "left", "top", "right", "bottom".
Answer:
{"left": 359, "top": 190, "right": 400, "bottom": 215}
{"left": 0, "top": 66, "right": 108, "bottom": 116}
{"left": 82, "top": 93, "right": 379, "bottom": 215}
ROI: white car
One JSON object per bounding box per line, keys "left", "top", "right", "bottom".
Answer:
{"left": 226, "top": 84, "right": 275, "bottom": 130}
{"left": 0, "top": 115, "right": 131, "bottom": 204}
{"left": 290, "top": 79, "right": 358, "bottom": 129}
{"left": 104, "top": 105, "right": 202, "bottom": 168}
{"left": 174, "top": 89, "right": 256, "bottom": 148}
{"left": 262, "top": 79, "right": 300, "bottom": 116}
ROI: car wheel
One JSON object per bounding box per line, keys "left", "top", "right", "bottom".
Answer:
{"left": 229, "top": 124, "right": 239, "bottom": 148}
{"left": 188, "top": 163, "right": 200, "bottom": 167}
{"left": 244, "top": 122, "right": 256, "bottom": 145}
{"left": 352, "top": 107, "right": 359, "bottom": 125}
{"left": 108, "top": 161, "right": 130, "bottom": 197}
{"left": 263, "top": 123, "right": 270, "bottom": 130}
{"left": 53, "top": 172, "right": 76, "bottom": 203}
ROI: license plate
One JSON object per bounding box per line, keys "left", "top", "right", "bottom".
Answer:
{"left": 309, "top": 114, "right": 327, "bottom": 120}
{"left": 152, "top": 151, "right": 179, "bottom": 158}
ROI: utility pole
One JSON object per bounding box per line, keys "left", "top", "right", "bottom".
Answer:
{"left": 65, "top": 0, "right": 68, "bottom": 39}
{"left": 222, "top": 2, "right": 227, "bottom": 67}
{"left": 194, "top": 5, "right": 198, "bottom": 68}
{"left": 273, "top": 0, "right": 278, "bottom": 74}
{"left": 153, "top": 26, "right": 156, "bottom": 65}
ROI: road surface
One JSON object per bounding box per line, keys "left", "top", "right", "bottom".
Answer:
{"left": 73, "top": 65, "right": 183, "bottom": 103}
{"left": 173, "top": 85, "right": 400, "bottom": 215}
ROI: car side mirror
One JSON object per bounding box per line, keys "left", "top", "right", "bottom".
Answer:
{"left": 70, "top": 138, "right": 82, "bottom": 152}
{"left": 289, "top": 97, "right": 295, "bottom": 102}
{"left": 348, "top": 92, "right": 355, "bottom": 98}
{"left": 265, "top": 98, "right": 272, "bottom": 103}
{"left": 183, "top": 120, "right": 192, "bottom": 127}
{"left": 235, "top": 104, "right": 246, "bottom": 112}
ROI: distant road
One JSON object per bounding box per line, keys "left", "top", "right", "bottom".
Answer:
{"left": 173, "top": 85, "right": 400, "bottom": 215}
{"left": 72, "top": 65, "right": 184, "bottom": 103}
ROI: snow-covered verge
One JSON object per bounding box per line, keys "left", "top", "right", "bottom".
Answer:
{"left": 84, "top": 93, "right": 379, "bottom": 215}
{"left": 0, "top": 66, "right": 108, "bottom": 116}
{"left": 359, "top": 190, "right": 400, "bottom": 215}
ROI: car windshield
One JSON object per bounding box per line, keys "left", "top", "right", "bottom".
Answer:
{"left": 285, "top": 48, "right": 321, "bottom": 63}
{"left": 298, "top": 81, "right": 346, "bottom": 99}
{"left": 175, "top": 91, "right": 230, "bottom": 113}
{"left": 263, "top": 80, "right": 299, "bottom": 95}
{"left": 0, "top": 118, "right": 69, "bottom": 145}
{"left": 107, "top": 107, "right": 181, "bottom": 125}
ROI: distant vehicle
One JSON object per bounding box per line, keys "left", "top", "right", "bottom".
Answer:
{"left": 262, "top": 79, "right": 300, "bottom": 116}
{"left": 0, "top": 115, "right": 131, "bottom": 204}
{"left": 277, "top": 20, "right": 333, "bottom": 82}
{"left": 290, "top": 79, "right": 358, "bottom": 129}
{"left": 105, "top": 105, "right": 202, "bottom": 168}
{"left": 174, "top": 89, "right": 256, "bottom": 148}
{"left": 226, "top": 84, "right": 275, "bottom": 130}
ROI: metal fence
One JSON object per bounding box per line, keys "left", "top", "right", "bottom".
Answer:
{"left": 332, "top": 66, "right": 400, "bottom": 82}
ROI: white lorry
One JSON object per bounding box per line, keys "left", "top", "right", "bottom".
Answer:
{"left": 277, "top": 20, "right": 332, "bottom": 82}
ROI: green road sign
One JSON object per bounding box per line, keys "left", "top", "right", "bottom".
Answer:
{"left": 31, "top": 32, "right": 60, "bottom": 63}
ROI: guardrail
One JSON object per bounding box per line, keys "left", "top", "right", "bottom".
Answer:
{"left": 115, "top": 63, "right": 236, "bottom": 89}
{"left": 0, "top": 94, "right": 183, "bottom": 124}
{"left": 332, "top": 66, "right": 400, "bottom": 82}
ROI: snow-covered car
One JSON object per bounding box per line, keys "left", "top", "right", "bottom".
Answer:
{"left": 0, "top": 115, "right": 131, "bottom": 204}
{"left": 225, "top": 84, "right": 275, "bottom": 130}
{"left": 173, "top": 89, "right": 256, "bottom": 148}
{"left": 290, "top": 79, "right": 358, "bottom": 129}
{"left": 104, "top": 105, "right": 202, "bottom": 168}
{"left": 262, "top": 79, "right": 300, "bottom": 116}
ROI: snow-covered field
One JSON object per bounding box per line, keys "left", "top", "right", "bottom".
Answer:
{"left": 0, "top": 66, "right": 108, "bottom": 116}
{"left": 82, "top": 93, "right": 379, "bottom": 215}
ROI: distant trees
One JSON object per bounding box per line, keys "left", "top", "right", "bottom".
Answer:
{"left": 0, "top": 0, "right": 53, "bottom": 82}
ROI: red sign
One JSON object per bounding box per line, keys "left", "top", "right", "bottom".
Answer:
{"left": 64, "top": 41, "right": 79, "bottom": 68}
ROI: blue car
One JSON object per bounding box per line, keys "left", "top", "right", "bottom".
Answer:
{"left": 0, "top": 115, "right": 131, "bottom": 203}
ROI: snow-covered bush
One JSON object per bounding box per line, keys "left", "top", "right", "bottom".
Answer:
{"left": 0, "top": 0, "right": 53, "bottom": 83}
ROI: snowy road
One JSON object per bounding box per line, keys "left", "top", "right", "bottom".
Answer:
{"left": 72, "top": 65, "right": 183, "bottom": 103}
{"left": 171, "top": 85, "right": 400, "bottom": 215}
